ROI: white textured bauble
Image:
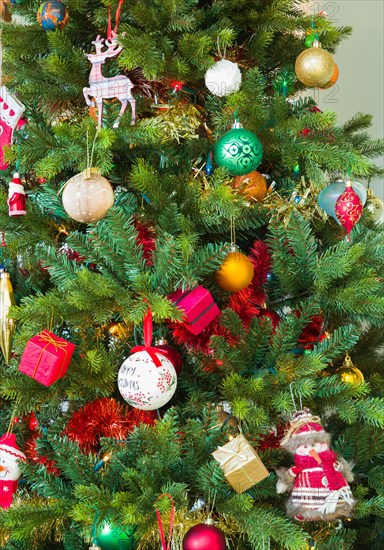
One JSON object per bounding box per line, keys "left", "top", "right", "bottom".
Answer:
{"left": 62, "top": 168, "right": 114, "bottom": 223}
{"left": 205, "top": 59, "right": 242, "bottom": 97}
{"left": 118, "top": 350, "right": 177, "bottom": 410}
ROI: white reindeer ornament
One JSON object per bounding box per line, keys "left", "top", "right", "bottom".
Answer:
{"left": 83, "top": 32, "right": 136, "bottom": 128}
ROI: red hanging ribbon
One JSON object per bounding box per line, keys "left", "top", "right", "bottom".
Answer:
{"left": 107, "top": 0, "right": 125, "bottom": 39}
{"left": 131, "top": 309, "right": 169, "bottom": 367}
{"left": 155, "top": 493, "right": 175, "bottom": 550}
{"left": 107, "top": 7, "right": 112, "bottom": 40}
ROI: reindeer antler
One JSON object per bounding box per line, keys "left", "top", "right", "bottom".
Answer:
{"left": 91, "top": 35, "right": 105, "bottom": 54}
{"left": 104, "top": 31, "right": 123, "bottom": 57}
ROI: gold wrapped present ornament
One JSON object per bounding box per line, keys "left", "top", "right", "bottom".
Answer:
{"left": 212, "top": 434, "right": 269, "bottom": 494}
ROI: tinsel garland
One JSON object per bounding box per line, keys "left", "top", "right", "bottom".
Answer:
{"left": 134, "top": 216, "right": 156, "bottom": 266}
{"left": 24, "top": 432, "right": 61, "bottom": 476}
{"left": 297, "top": 313, "right": 326, "bottom": 349}
{"left": 63, "top": 398, "right": 157, "bottom": 453}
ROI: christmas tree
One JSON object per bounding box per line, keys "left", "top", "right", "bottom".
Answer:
{"left": 0, "top": 1, "right": 384, "bottom": 548}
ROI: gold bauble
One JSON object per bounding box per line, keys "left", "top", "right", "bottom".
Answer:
{"left": 215, "top": 251, "right": 254, "bottom": 292}
{"left": 62, "top": 168, "right": 114, "bottom": 223}
{"left": 233, "top": 171, "right": 268, "bottom": 202}
{"left": 337, "top": 353, "right": 364, "bottom": 387}
{"left": 322, "top": 64, "right": 339, "bottom": 89}
{"left": 0, "top": 271, "right": 16, "bottom": 365}
{"left": 366, "top": 189, "right": 384, "bottom": 224}
{"left": 295, "top": 43, "right": 335, "bottom": 87}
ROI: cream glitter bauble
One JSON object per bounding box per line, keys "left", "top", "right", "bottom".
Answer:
{"left": 205, "top": 59, "right": 242, "bottom": 97}
{"left": 295, "top": 43, "right": 335, "bottom": 87}
{"left": 62, "top": 168, "right": 114, "bottom": 223}
{"left": 118, "top": 350, "right": 177, "bottom": 411}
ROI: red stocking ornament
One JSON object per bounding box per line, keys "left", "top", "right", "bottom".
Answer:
{"left": 0, "top": 86, "right": 26, "bottom": 170}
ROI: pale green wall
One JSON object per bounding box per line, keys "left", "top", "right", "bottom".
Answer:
{"left": 310, "top": 0, "right": 384, "bottom": 201}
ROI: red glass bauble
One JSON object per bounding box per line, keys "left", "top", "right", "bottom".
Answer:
{"left": 335, "top": 181, "right": 363, "bottom": 240}
{"left": 155, "top": 339, "right": 183, "bottom": 374}
{"left": 182, "top": 524, "right": 226, "bottom": 550}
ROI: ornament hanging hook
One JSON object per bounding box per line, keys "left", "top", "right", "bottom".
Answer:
{"left": 89, "top": 127, "right": 100, "bottom": 169}
{"left": 230, "top": 215, "right": 236, "bottom": 247}
{"left": 216, "top": 35, "right": 226, "bottom": 59}
{"left": 289, "top": 382, "right": 297, "bottom": 411}
{"left": 6, "top": 400, "right": 21, "bottom": 435}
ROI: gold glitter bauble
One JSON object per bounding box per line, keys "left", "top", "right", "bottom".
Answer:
{"left": 322, "top": 64, "right": 339, "bottom": 89}
{"left": 337, "top": 353, "right": 364, "bottom": 387}
{"left": 215, "top": 251, "right": 254, "bottom": 292}
{"left": 62, "top": 168, "right": 114, "bottom": 223}
{"left": 233, "top": 171, "right": 268, "bottom": 202}
{"left": 295, "top": 45, "right": 335, "bottom": 87}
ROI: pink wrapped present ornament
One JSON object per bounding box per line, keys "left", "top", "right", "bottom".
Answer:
{"left": 169, "top": 285, "right": 220, "bottom": 335}
{"left": 18, "top": 330, "right": 75, "bottom": 387}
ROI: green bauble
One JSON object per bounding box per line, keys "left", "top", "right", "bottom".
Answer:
{"left": 96, "top": 523, "right": 138, "bottom": 550}
{"left": 214, "top": 126, "right": 263, "bottom": 176}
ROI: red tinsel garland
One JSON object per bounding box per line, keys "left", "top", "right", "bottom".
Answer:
{"left": 257, "top": 424, "right": 288, "bottom": 450}
{"left": 297, "top": 313, "right": 326, "bottom": 349}
{"left": 24, "top": 432, "right": 61, "bottom": 476}
{"left": 63, "top": 397, "right": 156, "bottom": 453}
{"left": 134, "top": 216, "right": 156, "bottom": 266}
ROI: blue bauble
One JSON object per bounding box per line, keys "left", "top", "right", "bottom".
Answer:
{"left": 37, "top": 0, "right": 69, "bottom": 31}
{"left": 214, "top": 125, "right": 263, "bottom": 176}
{"left": 318, "top": 180, "right": 367, "bottom": 223}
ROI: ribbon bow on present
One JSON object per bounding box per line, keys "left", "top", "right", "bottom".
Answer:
{"left": 38, "top": 330, "right": 69, "bottom": 351}
{"left": 32, "top": 330, "right": 70, "bottom": 377}
{"left": 215, "top": 435, "right": 251, "bottom": 469}
{"left": 131, "top": 309, "right": 169, "bottom": 367}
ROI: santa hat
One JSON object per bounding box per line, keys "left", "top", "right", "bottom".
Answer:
{"left": 280, "top": 409, "right": 330, "bottom": 452}
{"left": 8, "top": 173, "right": 25, "bottom": 193}
{"left": 0, "top": 433, "right": 26, "bottom": 461}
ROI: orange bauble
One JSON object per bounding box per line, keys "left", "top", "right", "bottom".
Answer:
{"left": 233, "top": 171, "right": 268, "bottom": 202}
{"left": 215, "top": 251, "right": 254, "bottom": 292}
{"left": 322, "top": 64, "right": 339, "bottom": 89}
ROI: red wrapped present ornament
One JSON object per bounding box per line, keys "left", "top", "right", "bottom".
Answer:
{"left": 18, "top": 330, "right": 75, "bottom": 387}
{"left": 169, "top": 286, "right": 220, "bottom": 335}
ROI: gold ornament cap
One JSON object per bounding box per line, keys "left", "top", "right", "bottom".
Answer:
{"left": 155, "top": 338, "right": 168, "bottom": 345}
{"left": 342, "top": 353, "right": 354, "bottom": 368}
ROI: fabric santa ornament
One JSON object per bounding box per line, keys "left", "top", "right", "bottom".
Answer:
{"left": 0, "top": 433, "right": 26, "bottom": 509}
{"left": 8, "top": 173, "right": 26, "bottom": 216}
{"left": 276, "top": 409, "right": 355, "bottom": 521}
